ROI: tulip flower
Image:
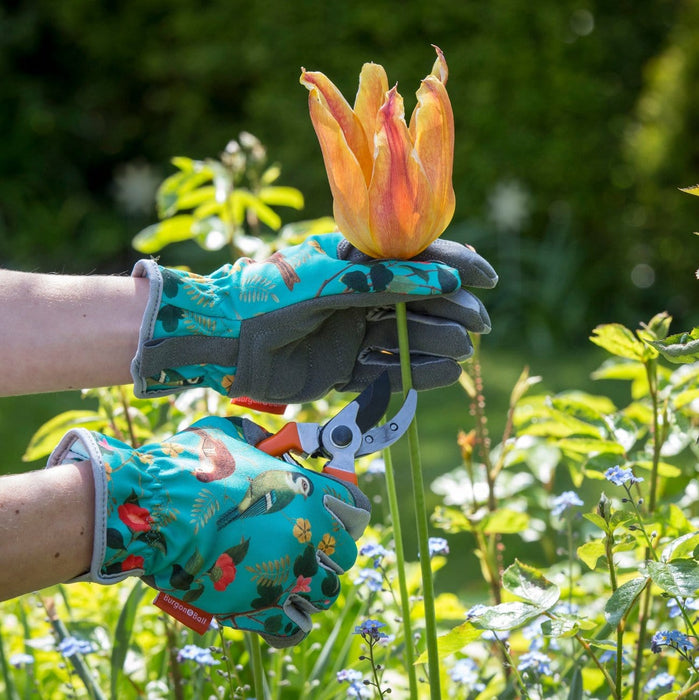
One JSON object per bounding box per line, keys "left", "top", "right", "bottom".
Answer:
{"left": 301, "top": 46, "right": 455, "bottom": 259}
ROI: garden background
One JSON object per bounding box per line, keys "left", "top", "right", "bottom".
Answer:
{"left": 2, "top": 1, "right": 699, "bottom": 696}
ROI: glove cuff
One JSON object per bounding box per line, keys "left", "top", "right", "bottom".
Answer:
{"left": 46, "top": 428, "right": 133, "bottom": 585}
{"left": 130, "top": 259, "right": 167, "bottom": 398}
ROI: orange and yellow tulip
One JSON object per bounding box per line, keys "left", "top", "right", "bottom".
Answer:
{"left": 301, "top": 46, "right": 455, "bottom": 259}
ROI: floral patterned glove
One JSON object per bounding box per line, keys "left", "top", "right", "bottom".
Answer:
{"left": 131, "top": 232, "right": 496, "bottom": 403}
{"left": 46, "top": 415, "right": 371, "bottom": 647}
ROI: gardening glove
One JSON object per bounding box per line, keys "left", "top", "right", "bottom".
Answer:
{"left": 46, "top": 415, "right": 371, "bottom": 647}
{"left": 131, "top": 232, "right": 497, "bottom": 403}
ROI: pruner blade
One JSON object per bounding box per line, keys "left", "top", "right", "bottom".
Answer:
{"left": 256, "top": 372, "right": 417, "bottom": 486}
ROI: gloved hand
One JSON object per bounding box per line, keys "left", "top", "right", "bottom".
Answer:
{"left": 46, "top": 416, "right": 371, "bottom": 647}
{"left": 130, "top": 232, "right": 497, "bottom": 403}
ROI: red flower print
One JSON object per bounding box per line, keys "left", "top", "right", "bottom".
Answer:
{"left": 291, "top": 575, "right": 312, "bottom": 594}
{"left": 118, "top": 503, "right": 152, "bottom": 532}
{"left": 213, "top": 553, "right": 237, "bottom": 591}
{"left": 121, "top": 554, "right": 145, "bottom": 571}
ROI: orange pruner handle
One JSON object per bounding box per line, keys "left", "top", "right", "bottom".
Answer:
{"left": 256, "top": 423, "right": 302, "bottom": 458}
{"left": 322, "top": 465, "right": 358, "bottom": 485}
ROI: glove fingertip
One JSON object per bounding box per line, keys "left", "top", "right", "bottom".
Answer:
{"left": 323, "top": 493, "right": 371, "bottom": 541}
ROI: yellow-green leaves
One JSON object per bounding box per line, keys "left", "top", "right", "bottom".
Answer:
{"left": 22, "top": 409, "right": 108, "bottom": 462}
{"left": 590, "top": 323, "right": 658, "bottom": 363}
{"left": 132, "top": 141, "right": 305, "bottom": 255}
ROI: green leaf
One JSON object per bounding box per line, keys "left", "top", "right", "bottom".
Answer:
{"left": 23, "top": 410, "right": 108, "bottom": 462}
{"left": 590, "top": 323, "right": 657, "bottom": 361}
{"left": 157, "top": 167, "right": 214, "bottom": 217}
{"left": 260, "top": 164, "right": 281, "bottom": 185}
{"left": 170, "top": 564, "right": 194, "bottom": 591}
{"left": 251, "top": 583, "right": 283, "bottom": 609}
{"left": 431, "top": 506, "right": 474, "bottom": 533}
{"left": 176, "top": 185, "right": 216, "bottom": 211}
{"left": 648, "top": 328, "right": 699, "bottom": 364}
{"left": 674, "top": 388, "right": 699, "bottom": 409}
{"left": 467, "top": 601, "right": 543, "bottom": 631}
{"left": 293, "top": 544, "right": 319, "bottom": 578}
{"left": 183, "top": 550, "right": 205, "bottom": 577}
{"left": 557, "top": 437, "right": 626, "bottom": 455}
{"left": 583, "top": 512, "right": 610, "bottom": 533}
{"left": 258, "top": 185, "right": 304, "bottom": 210}
{"left": 603, "top": 576, "right": 648, "bottom": 627}
{"left": 226, "top": 537, "right": 250, "bottom": 565}
{"left": 591, "top": 357, "right": 646, "bottom": 382}
{"left": 230, "top": 189, "right": 282, "bottom": 230}
{"left": 551, "top": 391, "right": 617, "bottom": 420}
{"left": 0, "top": 619, "right": 20, "bottom": 700}
{"left": 501, "top": 560, "right": 560, "bottom": 610}
{"left": 183, "top": 585, "right": 205, "bottom": 603}
{"left": 577, "top": 539, "right": 606, "bottom": 570}
{"left": 140, "top": 529, "right": 167, "bottom": 556}
{"left": 132, "top": 215, "right": 196, "bottom": 254}
{"left": 661, "top": 532, "right": 699, "bottom": 562}
{"left": 277, "top": 216, "right": 336, "bottom": 244}
{"left": 541, "top": 614, "right": 595, "bottom": 638}
{"left": 479, "top": 509, "right": 529, "bottom": 535}
{"left": 263, "top": 614, "right": 283, "bottom": 634}
{"left": 567, "top": 667, "right": 584, "bottom": 700}
{"left": 321, "top": 572, "right": 340, "bottom": 598}
{"left": 110, "top": 580, "right": 146, "bottom": 700}
{"left": 106, "top": 528, "right": 126, "bottom": 551}
{"left": 509, "top": 366, "right": 542, "bottom": 407}
{"left": 647, "top": 559, "right": 699, "bottom": 597}
{"left": 414, "top": 621, "right": 483, "bottom": 665}
{"left": 633, "top": 459, "right": 681, "bottom": 478}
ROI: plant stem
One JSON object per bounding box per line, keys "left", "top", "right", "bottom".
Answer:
{"left": 248, "top": 632, "right": 268, "bottom": 700}
{"left": 42, "top": 596, "right": 107, "bottom": 700}
{"left": 395, "top": 301, "right": 441, "bottom": 700}
{"left": 383, "top": 443, "right": 419, "bottom": 697}
{"left": 632, "top": 358, "right": 663, "bottom": 700}
{"left": 571, "top": 631, "right": 620, "bottom": 700}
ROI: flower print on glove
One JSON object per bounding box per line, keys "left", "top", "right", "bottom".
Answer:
{"left": 46, "top": 415, "right": 371, "bottom": 648}
{"left": 130, "top": 231, "right": 496, "bottom": 403}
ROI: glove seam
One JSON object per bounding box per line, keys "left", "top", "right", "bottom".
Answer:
{"left": 46, "top": 428, "right": 135, "bottom": 584}
{"left": 130, "top": 259, "right": 164, "bottom": 398}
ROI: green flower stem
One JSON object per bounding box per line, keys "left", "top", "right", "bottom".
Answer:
{"left": 248, "top": 632, "right": 268, "bottom": 700}
{"left": 383, "top": 441, "right": 419, "bottom": 698}
{"left": 44, "top": 600, "right": 107, "bottom": 700}
{"left": 395, "top": 301, "right": 441, "bottom": 700}
{"left": 633, "top": 359, "right": 663, "bottom": 700}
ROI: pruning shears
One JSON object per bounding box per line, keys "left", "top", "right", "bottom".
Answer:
{"left": 256, "top": 373, "right": 417, "bottom": 484}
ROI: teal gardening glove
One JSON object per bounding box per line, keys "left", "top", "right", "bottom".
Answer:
{"left": 47, "top": 416, "right": 370, "bottom": 647}
{"left": 131, "top": 232, "right": 497, "bottom": 403}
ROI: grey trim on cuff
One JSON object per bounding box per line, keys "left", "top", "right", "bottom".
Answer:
{"left": 46, "top": 429, "right": 143, "bottom": 585}
{"left": 130, "top": 259, "right": 164, "bottom": 398}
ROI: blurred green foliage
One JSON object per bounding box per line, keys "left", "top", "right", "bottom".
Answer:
{"left": 0, "top": 0, "right": 697, "bottom": 348}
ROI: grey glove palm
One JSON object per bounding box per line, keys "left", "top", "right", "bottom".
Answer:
{"left": 131, "top": 232, "right": 496, "bottom": 403}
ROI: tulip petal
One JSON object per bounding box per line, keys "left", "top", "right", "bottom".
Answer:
{"left": 354, "top": 63, "right": 389, "bottom": 157}
{"left": 368, "top": 87, "right": 436, "bottom": 258}
{"left": 410, "top": 75, "right": 455, "bottom": 237}
{"left": 429, "top": 44, "right": 449, "bottom": 85}
{"left": 300, "top": 69, "right": 373, "bottom": 184}
{"left": 305, "top": 89, "right": 373, "bottom": 252}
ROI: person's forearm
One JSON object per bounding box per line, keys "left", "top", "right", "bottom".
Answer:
{"left": 0, "top": 269, "right": 149, "bottom": 396}
{"left": 0, "top": 462, "right": 95, "bottom": 600}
